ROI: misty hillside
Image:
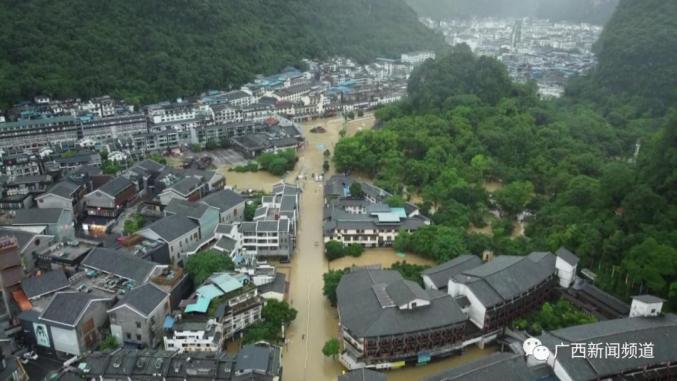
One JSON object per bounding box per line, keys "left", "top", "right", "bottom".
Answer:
{"left": 405, "top": 0, "right": 618, "bottom": 25}
{"left": 567, "top": 0, "right": 677, "bottom": 115}
{"left": 0, "top": 0, "right": 444, "bottom": 107}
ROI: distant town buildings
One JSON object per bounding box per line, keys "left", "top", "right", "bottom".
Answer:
{"left": 0, "top": 50, "right": 433, "bottom": 157}
{"left": 424, "top": 17, "right": 601, "bottom": 97}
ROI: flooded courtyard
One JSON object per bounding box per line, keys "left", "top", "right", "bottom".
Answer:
{"left": 329, "top": 247, "right": 434, "bottom": 271}
{"left": 217, "top": 113, "right": 496, "bottom": 381}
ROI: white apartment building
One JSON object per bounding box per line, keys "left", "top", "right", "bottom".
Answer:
{"left": 164, "top": 319, "right": 223, "bottom": 352}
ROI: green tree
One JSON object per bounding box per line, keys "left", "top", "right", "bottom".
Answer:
{"left": 323, "top": 269, "right": 347, "bottom": 306}
{"left": 242, "top": 322, "right": 279, "bottom": 344}
{"left": 349, "top": 182, "right": 365, "bottom": 199}
{"left": 185, "top": 250, "right": 235, "bottom": 285}
{"left": 123, "top": 213, "right": 145, "bottom": 235}
{"left": 97, "top": 335, "right": 119, "bottom": 351}
{"left": 325, "top": 241, "right": 346, "bottom": 261}
{"left": 385, "top": 195, "right": 407, "bottom": 208}
{"left": 262, "top": 300, "right": 297, "bottom": 327}
{"left": 244, "top": 200, "right": 261, "bottom": 221}
{"left": 622, "top": 238, "right": 677, "bottom": 293}
{"left": 322, "top": 338, "right": 340, "bottom": 358}
{"left": 390, "top": 261, "right": 430, "bottom": 286}
{"left": 345, "top": 244, "right": 364, "bottom": 258}
{"left": 495, "top": 181, "right": 534, "bottom": 216}
{"left": 517, "top": 299, "right": 596, "bottom": 335}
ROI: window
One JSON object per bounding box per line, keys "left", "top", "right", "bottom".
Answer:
{"left": 136, "top": 321, "right": 142, "bottom": 329}
{"left": 136, "top": 334, "right": 142, "bottom": 341}
{"left": 126, "top": 333, "right": 131, "bottom": 340}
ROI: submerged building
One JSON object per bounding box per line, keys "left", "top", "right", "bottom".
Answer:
{"left": 337, "top": 249, "right": 579, "bottom": 369}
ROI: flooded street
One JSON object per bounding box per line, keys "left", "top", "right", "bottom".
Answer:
{"left": 329, "top": 247, "right": 434, "bottom": 271}
{"left": 218, "top": 113, "right": 496, "bottom": 380}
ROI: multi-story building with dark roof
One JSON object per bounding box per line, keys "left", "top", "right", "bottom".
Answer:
{"left": 336, "top": 269, "right": 469, "bottom": 369}
{"left": 12, "top": 208, "right": 74, "bottom": 242}
{"left": 82, "top": 176, "right": 137, "bottom": 230}
{"left": 0, "top": 152, "right": 43, "bottom": 177}
{"left": 107, "top": 283, "right": 170, "bottom": 348}
{"left": 34, "top": 180, "right": 87, "bottom": 217}
{"left": 80, "top": 113, "right": 148, "bottom": 142}
{"left": 18, "top": 291, "right": 112, "bottom": 356}
{"left": 340, "top": 248, "right": 580, "bottom": 370}
{"left": 446, "top": 251, "right": 561, "bottom": 332}
{"left": 323, "top": 176, "right": 430, "bottom": 248}
{"left": 200, "top": 190, "right": 246, "bottom": 224}
{"left": 0, "top": 116, "right": 80, "bottom": 151}
{"left": 538, "top": 298, "right": 677, "bottom": 381}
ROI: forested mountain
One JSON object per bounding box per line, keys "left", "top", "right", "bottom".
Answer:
{"left": 405, "top": 0, "right": 618, "bottom": 25}
{"left": 0, "top": 0, "right": 444, "bottom": 107}
{"left": 566, "top": 0, "right": 677, "bottom": 116}
{"left": 334, "top": 43, "right": 677, "bottom": 309}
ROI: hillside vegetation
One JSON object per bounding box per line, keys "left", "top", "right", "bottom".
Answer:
{"left": 334, "top": 40, "right": 677, "bottom": 309}
{"left": 0, "top": 0, "right": 444, "bottom": 107}
{"left": 567, "top": 0, "right": 677, "bottom": 116}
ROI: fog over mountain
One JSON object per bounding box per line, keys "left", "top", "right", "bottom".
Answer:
{"left": 406, "top": 0, "right": 619, "bottom": 24}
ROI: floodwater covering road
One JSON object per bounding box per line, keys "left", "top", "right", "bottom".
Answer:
{"left": 220, "top": 113, "right": 496, "bottom": 381}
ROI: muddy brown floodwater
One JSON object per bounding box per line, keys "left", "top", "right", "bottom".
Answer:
{"left": 218, "top": 113, "right": 497, "bottom": 381}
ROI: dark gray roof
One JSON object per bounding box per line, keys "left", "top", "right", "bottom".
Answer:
{"left": 633, "top": 294, "right": 664, "bottom": 304}
{"left": 324, "top": 174, "right": 352, "bottom": 197}
{"left": 279, "top": 194, "right": 296, "bottom": 211}
{"left": 385, "top": 279, "right": 430, "bottom": 306}
{"left": 112, "top": 283, "right": 168, "bottom": 317}
{"left": 216, "top": 224, "right": 235, "bottom": 235}
{"left": 257, "top": 220, "right": 279, "bottom": 232}
{"left": 539, "top": 314, "right": 677, "bottom": 381}
{"left": 240, "top": 221, "right": 257, "bottom": 234}
{"left": 40, "top": 292, "right": 109, "bottom": 326}
{"left": 423, "top": 352, "right": 548, "bottom": 381}
{"left": 278, "top": 219, "right": 289, "bottom": 232}
{"left": 452, "top": 252, "right": 556, "bottom": 307}
{"left": 272, "top": 182, "right": 300, "bottom": 196}
{"left": 134, "top": 159, "right": 165, "bottom": 173}
{"left": 366, "top": 203, "right": 391, "bottom": 214}
{"left": 578, "top": 282, "right": 630, "bottom": 316}
{"left": 215, "top": 236, "right": 237, "bottom": 252}
{"left": 143, "top": 214, "right": 198, "bottom": 242}
{"left": 422, "top": 255, "right": 483, "bottom": 289}
{"left": 21, "top": 270, "right": 69, "bottom": 299}
{"left": 14, "top": 208, "right": 65, "bottom": 224}
{"left": 234, "top": 344, "right": 281, "bottom": 376}
{"left": 42, "top": 180, "right": 80, "bottom": 199}
{"left": 167, "top": 176, "right": 202, "bottom": 195}
{"left": 82, "top": 248, "right": 158, "bottom": 284}
{"left": 165, "top": 198, "right": 212, "bottom": 220}
{"left": 337, "top": 270, "right": 466, "bottom": 338}
{"left": 555, "top": 246, "right": 579, "bottom": 266}
{"left": 98, "top": 176, "right": 134, "bottom": 197}
{"left": 259, "top": 273, "right": 287, "bottom": 295}
{"left": 0, "top": 227, "right": 41, "bottom": 250}
{"left": 339, "top": 368, "right": 387, "bottom": 381}
{"left": 200, "top": 190, "right": 245, "bottom": 212}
